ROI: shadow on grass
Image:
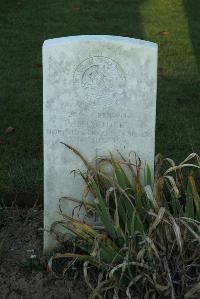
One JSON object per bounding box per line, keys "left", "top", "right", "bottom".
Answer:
{"left": 156, "top": 74, "right": 200, "bottom": 160}
{"left": 183, "top": 0, "right": 200, "bottom": 76}
{"left": 44, "top": 0, "right": 145, "bottom": 40}
{"left": 183, "top": 0, "right": 200, "bottom": 75}
{"left": 154, "top": 1, "right": 200, "bottom": 160}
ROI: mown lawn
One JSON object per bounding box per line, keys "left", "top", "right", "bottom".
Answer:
{"left": 0, "top": 0, "right": 199, "bottom": 194}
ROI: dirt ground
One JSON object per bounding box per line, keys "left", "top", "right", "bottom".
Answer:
{"left": 0, "top": 206, "right": 89, "bottom": 299}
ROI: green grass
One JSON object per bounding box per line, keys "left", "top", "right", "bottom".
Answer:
{"left": 0, "top": 0, "right": 199, "bottom": 193}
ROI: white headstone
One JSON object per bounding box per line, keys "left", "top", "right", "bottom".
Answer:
{"left": 43, "top": 35, "right": 157, "bottom": 250}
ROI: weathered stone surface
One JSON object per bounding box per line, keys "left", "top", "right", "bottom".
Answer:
{"left": 43, "top": 35, "right": 158, "bottom": 250}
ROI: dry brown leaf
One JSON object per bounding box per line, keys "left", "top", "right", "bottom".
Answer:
{"left": 73, "top": 5, "right": 80, "bottom": 11}
{"left": 159, "top": 31, "right": 171, "bottom": 36}
{"left": 5, "top": 127, "right": 15, "bottom": 134}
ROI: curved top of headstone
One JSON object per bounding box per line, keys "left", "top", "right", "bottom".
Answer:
{"left": 43, "top": 35, "right": 157, "bottom": 49}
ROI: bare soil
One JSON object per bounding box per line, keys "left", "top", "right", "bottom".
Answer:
{"left": 0, "top": 207, "right": 89, "bottom": 299}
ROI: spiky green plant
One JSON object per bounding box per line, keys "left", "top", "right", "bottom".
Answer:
{"left": 50, "top": 145, "right": 200, "bottom": 298}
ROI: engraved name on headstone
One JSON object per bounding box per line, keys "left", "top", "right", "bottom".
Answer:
{"left": 43, "top": 35, "right": 158, "bottom": 250}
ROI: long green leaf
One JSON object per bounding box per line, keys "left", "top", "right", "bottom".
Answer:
{"left": 89, "top": 178, "right": 117, "bottom": 240}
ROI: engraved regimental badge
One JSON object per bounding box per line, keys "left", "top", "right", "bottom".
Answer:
{"left": 74, "top": 56, "right": 126, "bottom": 103}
